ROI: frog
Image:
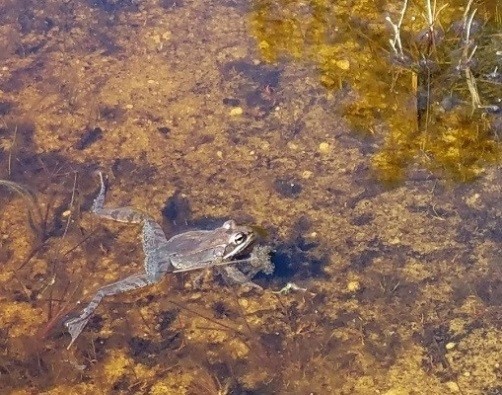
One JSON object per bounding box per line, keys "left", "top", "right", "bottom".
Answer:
{"left": 64, "top": 172, "right": 273, "bottom": 348}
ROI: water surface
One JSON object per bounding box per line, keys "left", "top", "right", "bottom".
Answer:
{"left": 0, "top": 0, "right": 500, "bottom": 393}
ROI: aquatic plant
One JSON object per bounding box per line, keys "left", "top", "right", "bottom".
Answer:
{"left": 0, "top": 178, "right": 44, "bottom": 231}
{"left": 250, "top": 0, "right": 501, "bottom": 182}
{"left": 378, "top": 0, "right": 501, "bottom": 182}
{"left": 187, "top": 368, "right": 231, "bottom": 395}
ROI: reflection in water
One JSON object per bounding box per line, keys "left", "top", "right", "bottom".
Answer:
{"left": 250, "top": 0, "right": 501, "bottom": 182}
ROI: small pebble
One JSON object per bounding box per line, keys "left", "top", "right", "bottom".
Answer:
{"left": 302, "top": 170, "right": 313, "bottom": 179}
{"left": 347, "top": 280, "right": 361, "bottom": 293}
{"left": 466, "top": 193, "right": 480, "bottom": 207}
{"left": 445, "top": 342, "right": 456, "bottom": 350}
{"left": 319, "top": 142, "right": 331, "bottom": 154}
{"left": 445, "top": 382, "right": 460, "bottom": 392}
{"left": 229, "top": 107, "right": 243, "bottom": 116}
{"left": 336, "top": 59, "right": 350, "bottom": 70}
{"left": 239, "top": 299, "right": 249, "bottom": 308}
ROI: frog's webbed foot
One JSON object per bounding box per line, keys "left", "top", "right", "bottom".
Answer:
{"left": 248, "top": 245, "right": 274, "bottom": 275}
{"left": 65, "top": 314, "right": 93, "bottom": 349}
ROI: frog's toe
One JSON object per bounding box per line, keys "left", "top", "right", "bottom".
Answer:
{"left": 240, "top": 281, "right": 263, "bottom": 292}
{"left": 64, "top": 316, "right": 91, "bottom": 349}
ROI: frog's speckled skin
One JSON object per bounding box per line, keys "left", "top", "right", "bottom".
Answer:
{"left": 64, "top": 172, "right": 273, "bottom": 348}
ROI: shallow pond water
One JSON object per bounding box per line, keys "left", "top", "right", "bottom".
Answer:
{"left": 0, "top": 0, "right": 500, "bottom": 394}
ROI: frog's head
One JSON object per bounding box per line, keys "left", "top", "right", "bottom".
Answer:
{"left": 222, "top": 220, "right": 257, "bottom": 259}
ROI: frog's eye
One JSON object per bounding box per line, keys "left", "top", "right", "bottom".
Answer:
{"left": 232, "top": 232, "right": 247, "bottom": 245}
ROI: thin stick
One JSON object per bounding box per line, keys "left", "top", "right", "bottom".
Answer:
{"left": 462, "top": 0, "right": 475, "bottom": 31}
{"left": 461, "top": 6, "right": 481, "bottom": 111}
{"left": 166, "top": 299, "right": 246, "bottom": 336}
{"left": 465, "top": 68, "right": 482, "bottom": 109}
{"left": 385, "top": 0, "right": 408, "bottom": 60}
{"left": 62, "top": 172, "right": 78, "bottom": 240}
{"left": 425, "top": 0, "right": 434, "bottom": 26}
{"left": 465, "top": 8, "right": 478, "bottom": 47}
{"left": 8, "top": 125, "right": 17, "bottom": 177}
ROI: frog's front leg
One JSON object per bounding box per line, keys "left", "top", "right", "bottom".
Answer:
{"left": 219, "top": 266, "right": 263, "bottom": 290}
{"left": 217, "top": 246, "right": 274, "bottom": 290}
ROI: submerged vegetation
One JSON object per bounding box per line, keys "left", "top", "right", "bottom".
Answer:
{"left": 251, "top": 0, "right": 501, "bottom": 182}
{"left": 0, "top": 0, "right": 500, "bottom": 393}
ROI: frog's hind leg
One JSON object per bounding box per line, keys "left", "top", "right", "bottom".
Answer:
{"left": 65, "top": 178, "right": 173, "bottom": 347}
{"left": 64, "top": 172, "right": 175, "bottom": 347}
{"left": 92, "top": 171, "right": 149, "bottom": 224}
{"left": 92, "top": 171, "right": 173, "bottom": 276}
{"left": 64, "top": 272, "right": 156, "bottom": 349}
{"left": 64, "top": 220, "right": 172, "bottom": 348}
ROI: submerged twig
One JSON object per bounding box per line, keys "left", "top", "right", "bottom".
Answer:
{"left": 465, "top": 67, "right": 482, "bottom": 109}
{"left": 423, "top": 0, "right": 449, "bottom": 32}
{"left": 457, "top": 3, "right": 482, "bottom": 111}
{"left": 386, "top": 0, "right": 408, "bottom": 61}
{"left": 62, "top": 171, "right": 78, "bottom": 240}
{"left": 0, "top": 179, "right": 37, "bottom": 202}
{"left": 7, "top": 125, "right": 17, "bottom": 177}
